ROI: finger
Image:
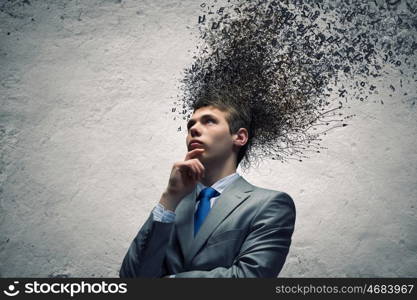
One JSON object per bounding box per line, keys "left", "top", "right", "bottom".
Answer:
{"left": 185, "top": 148, "right": 204, "bottom": 161}
{"left": 178, "top": 160, "right": 194, "bottom": 173}
{"left": 191, "top": 159, "right": 204, "bottom": 180}
{"left": 189, "top": 160, "right": 201, "bottom": 181}
{"left": 186, "top": 162, "right": 198, "bottom": 181}
{"left": 194, "top": 159, "right": 205, "bottom": 173}
{"left": 177, "top": 162, "right": 188, "bottom": 173}
{"left": 179, "top": 160, "right": 201, "bottom": 181}
{"left": 193, "top": 159, "right": 204, "bottom": 179}
{"left": 178, "top": 162, "right": 194, "bottom": 180}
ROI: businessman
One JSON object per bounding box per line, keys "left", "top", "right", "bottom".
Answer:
{"left": 119, "top": 94, "right": 296, "bottom": 278}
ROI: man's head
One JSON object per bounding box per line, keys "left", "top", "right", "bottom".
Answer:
{"left": 186, "top": 90, "right": 253, "bottom": 169}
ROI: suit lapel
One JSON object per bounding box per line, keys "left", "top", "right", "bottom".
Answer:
{"left": 185, "top": 176, "right": 254, "bottom": 264}
{"left": 175, "top": 188, "right": 196, "bottom": 258}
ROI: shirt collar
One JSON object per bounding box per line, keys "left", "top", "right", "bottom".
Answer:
{"left": 196, "top": 172, "right": 241, "bottom": 196}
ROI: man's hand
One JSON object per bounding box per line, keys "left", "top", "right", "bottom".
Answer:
{"left": 159, "top": 148, "right": 205, "bottom": 211}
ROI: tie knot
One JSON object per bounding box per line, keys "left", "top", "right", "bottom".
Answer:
{"left": 197, "top": 187, "right": 220, "bottom": 201}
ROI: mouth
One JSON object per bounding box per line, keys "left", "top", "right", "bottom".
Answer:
{"left": 189, "top": 140, "right": 205, "bottom": 150}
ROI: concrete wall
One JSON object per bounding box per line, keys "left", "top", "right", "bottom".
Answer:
{"left": 1, "top": 0, "right": 416, "bottom": 277}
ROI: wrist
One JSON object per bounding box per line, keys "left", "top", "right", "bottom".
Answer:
{"left": 159, "top": 191, "right": 180, "bottom": 211}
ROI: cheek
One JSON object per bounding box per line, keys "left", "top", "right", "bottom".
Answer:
{"left": 211, "top": 132, "right": 233, "bottom": 152}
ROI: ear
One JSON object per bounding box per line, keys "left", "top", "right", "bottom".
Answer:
{"left": 232, "top": 128, "right": 249, "bottom": 148}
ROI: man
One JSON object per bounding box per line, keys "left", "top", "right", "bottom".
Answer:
{"left": 119, "top": 95, "right": 296, "bottom": 278}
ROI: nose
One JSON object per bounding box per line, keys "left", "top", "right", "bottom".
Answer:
{"left": 189, "top": 122, "right": 201, "bottom": 137}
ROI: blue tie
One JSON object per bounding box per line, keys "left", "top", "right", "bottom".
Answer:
{"left": 194, "top": 187, "right": 220, "bottom": 236}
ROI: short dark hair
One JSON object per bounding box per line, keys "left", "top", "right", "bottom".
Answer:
{"left": 192, "top": 89, "right": 253, "bottom": 168}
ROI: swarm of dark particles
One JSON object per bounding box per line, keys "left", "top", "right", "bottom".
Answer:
{"left": 172, "top": 0, "right": 417, "bottom": 167}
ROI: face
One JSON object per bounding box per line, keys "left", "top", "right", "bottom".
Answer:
{"left": 186, "top": 106, "right": 235, "bottom": 165}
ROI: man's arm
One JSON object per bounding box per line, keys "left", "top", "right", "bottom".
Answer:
{"left": 119, "top": 148, "right": 206, "bottom": 278}
{"left": 174, "top": 192, "right": 296, "bottom": 278}
{"left": 119, "top": 210, "right": 174, "bottom": 278}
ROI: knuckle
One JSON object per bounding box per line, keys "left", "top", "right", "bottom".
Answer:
{"left": 174, "top": 162, "right": 183, "bottom": 168}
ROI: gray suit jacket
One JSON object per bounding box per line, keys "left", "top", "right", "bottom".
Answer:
{"left": 119, "top": 176, "right": 296, "bottom": 278}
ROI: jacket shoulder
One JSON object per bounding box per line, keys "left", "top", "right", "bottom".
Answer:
{"left": 244, "top": 180, "right": 295, "bottom": 209}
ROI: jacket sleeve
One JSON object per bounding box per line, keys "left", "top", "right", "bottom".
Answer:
{"left": 119, "top": 212, "right": 174, "bottom": 278}
{"left": 174, "top": 192, "right": 296, "bottom": 278}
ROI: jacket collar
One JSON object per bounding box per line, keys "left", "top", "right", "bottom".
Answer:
{"left": 175, "top": 175, "right": 255, "bottom": 265}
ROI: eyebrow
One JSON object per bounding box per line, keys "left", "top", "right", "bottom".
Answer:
{"left": 187, "top": 113, "right": 217, "bottom": 129}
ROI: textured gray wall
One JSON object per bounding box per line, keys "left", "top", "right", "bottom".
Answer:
{"left": 1, "top": 0, "right": 416, "bottom": 277}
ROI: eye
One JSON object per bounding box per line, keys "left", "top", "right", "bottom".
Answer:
{"left": 206, "top": 118, "right": 216, "bottom": 124}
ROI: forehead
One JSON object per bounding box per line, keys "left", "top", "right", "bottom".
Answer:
{"left": 190, "top": 105, "right": 228, "bottom": 120}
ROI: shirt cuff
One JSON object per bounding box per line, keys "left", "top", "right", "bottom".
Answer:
{"left": 152, "top": 203, "right": 176, "bottom": 223}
